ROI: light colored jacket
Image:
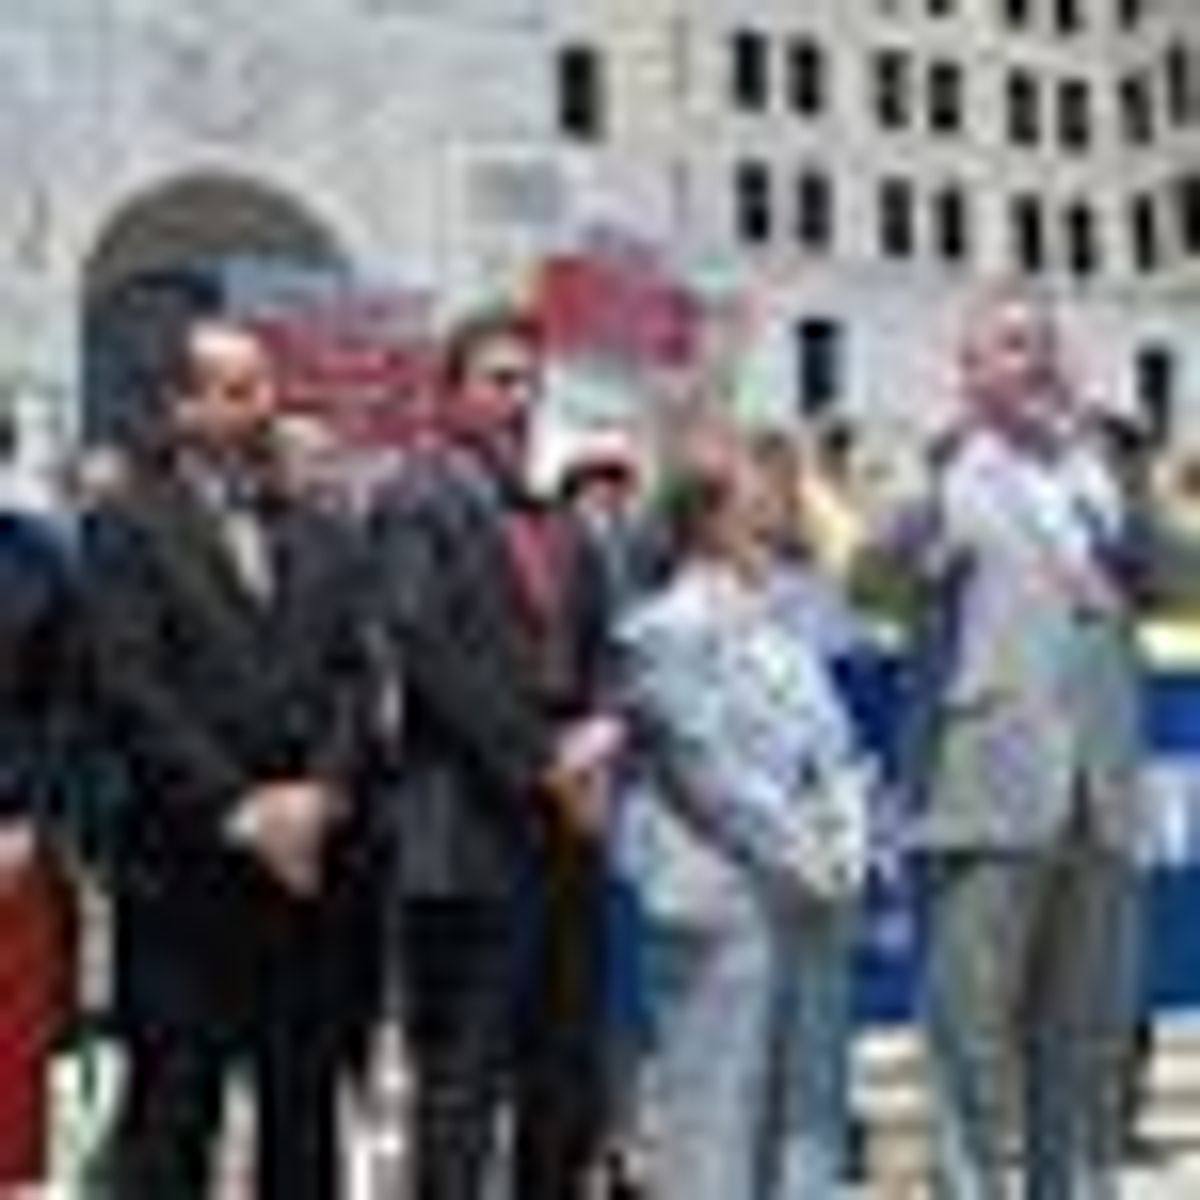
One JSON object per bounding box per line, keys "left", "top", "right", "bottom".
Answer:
{"left": 896, "top": 428, "right": 1143, "bottom": 852}
{"left": 616, "top": 561, "right": 866, "bottom": 925}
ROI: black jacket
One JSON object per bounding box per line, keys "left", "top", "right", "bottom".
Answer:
{"left": 370, "top": 446, "right": 611, "bottom": 899}
{"left": 82, "top": 454, "right": 375, "bottom": 874}
{"left": 0, "top": 511, "right": 75, "bottom": 822}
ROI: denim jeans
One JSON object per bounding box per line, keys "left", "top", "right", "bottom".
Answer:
{"left": 641, "top": 897, "right": 855, "bottom": 1200}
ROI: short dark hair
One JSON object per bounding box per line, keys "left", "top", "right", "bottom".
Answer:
{"left": 441, "top": 306, "right": 543, "bottom": 395}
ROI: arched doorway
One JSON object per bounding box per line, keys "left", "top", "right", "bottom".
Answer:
{"left": 82, "top": 173, "right": 346, "bottom": 443}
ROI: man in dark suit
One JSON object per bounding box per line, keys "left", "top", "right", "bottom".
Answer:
{"left": 371, "top": 308, "right": 622, "bottom": 1200}
{"left": 84, "top": 318, "right": 373, "bottom": 1200}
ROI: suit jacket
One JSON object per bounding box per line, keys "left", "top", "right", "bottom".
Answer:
{"left": 616, "top": 561, "right": 864, "bottom": 926}
{"left": 0, "top": 512, "right": 75, "bottom": 823}
{"left": 82, "top": 450, "right": 374, "bottom": 885}
{"left": 893, "top": 428, "right": 1143, "bottom": 853}
{"left": 369, "top": 445, "right": 611, "bottom": 900}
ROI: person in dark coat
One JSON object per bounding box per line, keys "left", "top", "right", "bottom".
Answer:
{"left": 370, "top": 307, "right": 623, "bottom": 1200}
{"left": 83, "top": 317, "right": 375, "bottom": 1200}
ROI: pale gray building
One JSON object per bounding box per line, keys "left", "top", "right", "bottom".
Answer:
{"left": 0, "top": 0, "right": 1196, "bottom": 476}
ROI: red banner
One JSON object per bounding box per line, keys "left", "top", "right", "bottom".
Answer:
{"left": 239, "top": 287, "right": 439, "bottom": 449}
{"left": 532, "top": 236, "right": 703, "bottom": 372}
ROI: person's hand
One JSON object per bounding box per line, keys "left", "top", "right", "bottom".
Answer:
{"left": 541, "top": 715, "right": 627, "bottom": 834}
{"left": 225, "top": 781, "right": 341, "bottom": 896}
{"left": 554, "top": 715, "right": 626, "bottom": 779}
{"left": 225, "top": 781, "right": 338, "bottom": 895}
{"left": 0, "top": 820, "right": 37, "bottom": 892}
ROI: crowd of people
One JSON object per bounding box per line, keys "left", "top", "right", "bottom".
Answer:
{"left": 0, "top": 281, "right": 1156, "bottom": 1200}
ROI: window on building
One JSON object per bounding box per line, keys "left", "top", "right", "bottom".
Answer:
{"left": 1056, "top": 0, "right": 1083, "bottom": 33}
{"left": 795, "top": 170, "right": 835, "bottom": 251}
{"left": 879, "top": 177, "right": 916, "bottom": 257}
{"left": 1129, "top": 193, "right": 1160, "bottom": 272}
{"left": 1059, "top": 79, "right": 1092, "bottom": 151}
{"left": 929, "top": 60, "right": 964, "bottom": 134}
{"left": 788, "top": 38, "right": 827, "bottom": 116}
{"left": 1120, "top": 74, "right": 1155, "bottom": 146}
{"left": 1064, "top": 201, "right": 1100, "bottom": 276}
{"left": 1117, "top": 0, "right": 1146, "bottom": 30}
{"left": 557, "top": 44, "right": 606, "bottom": 142}
{"left": 1002, "top": 0, "right": 1032, "bottom": 29}
{"left": 1166, "top": 43, "right": 1196, "bottom": 128}
{"left": 731, "top": 29, "right": 770, "bottom": 111}
{"left": 1136, "top": 344, "right": 1176, "bottom": 445}
{"left": 795, "top": 318, "right": 845, "bottom": 416}
{"left": 874, "top": 49, "right": 911, "bottom": 129}
{"left": 1008, "top": 70, "right": 1041, "bottom": 145}
{"left": 1176, "top": 174, "right": 1200, "bottom": 255}
{"left": 929, "top": 0, "right": 956, "bottom": 16}
{"left": 1011, "top": 194, "right": 1047, "bottom": 271}
{"left": 734, "top": 159, "right": 773, "bottom": 244}
{"left": 933, "top": 185, "right": 971, "bottom": 262}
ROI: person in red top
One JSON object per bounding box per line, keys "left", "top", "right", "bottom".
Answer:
{"left": 0, "top": 496, "right": 78, "bottom": 1186}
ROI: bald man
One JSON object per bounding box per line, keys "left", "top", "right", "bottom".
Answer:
{"left": 880, "top": 288, "right": 1145, "bottom": 1200}
{"left": 84, "top": 318, "right": 374, "bottom": 1200}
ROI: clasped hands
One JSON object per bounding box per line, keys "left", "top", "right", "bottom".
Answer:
{"left": 225, "top": 779, "right": 344, "bottom": 897}
{"left": 540, "top": 714, "right": 627, "bottom": 834}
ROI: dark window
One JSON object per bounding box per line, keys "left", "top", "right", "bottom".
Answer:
{"left": 929, "top": 61, "right": 964, "bottom": 134}
{"left": 1002, "top": 0, "right": 1032, "bottom": 28}
{"left": 1056, "top": 0, "right": 1083, "bottom": 33}
{"left": 1008, "top": 70, "right": 1041, "bottom": 144}
{"left": 788, "top": 38, "right": 827, "bottom": 115}
{"left": 929, "top": 0, "right": 955, "bottom": 15}
{"left": 795, "top": 318, "right": 844, "bottom": 415}
{"left": 1059, "top": 79, "right": 1092, "bottom": 151}
{"left": 1065, "top": 201, "right": 1100, "bottom": 276}
{"left": 1166, "top": 43, "right": 1195, "bottom": 127}
{"left": 879, "top": 177, "right": 916, "bottom": 257}
{"left": 1129, "top": 194, "right": 1160, "bottom": 272}
{"left": 734, "top": 159, "right": 773, "bottom": 244}
{"left": 557, "top": 45, "right": 605, "bottom": 142}
{"left": 1136, "top": 344, "right": 1175, "bottom": 444}
{"left": 1011, "top": 194, "right": 1046, "bottom": 271}
{"left": 795, "top": 170, "right": 835, "bottom": 250}
{"left": 1176, "top": 175, "right": 1200, "bottom": 255}
{"left": 1120, "top": 74, "right": 1155, "bottom": 145}
{"left": 933, "top": 186, "right": 970, "bottom": 261}
{"left": 874, "top": 49, "right": 911, "bottom": 129}
{"left": 731, "top": 29, "right": 770, "bottom": 111}
{"left": 1117, "top": 0, "right": 1146, "bottom": 30}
